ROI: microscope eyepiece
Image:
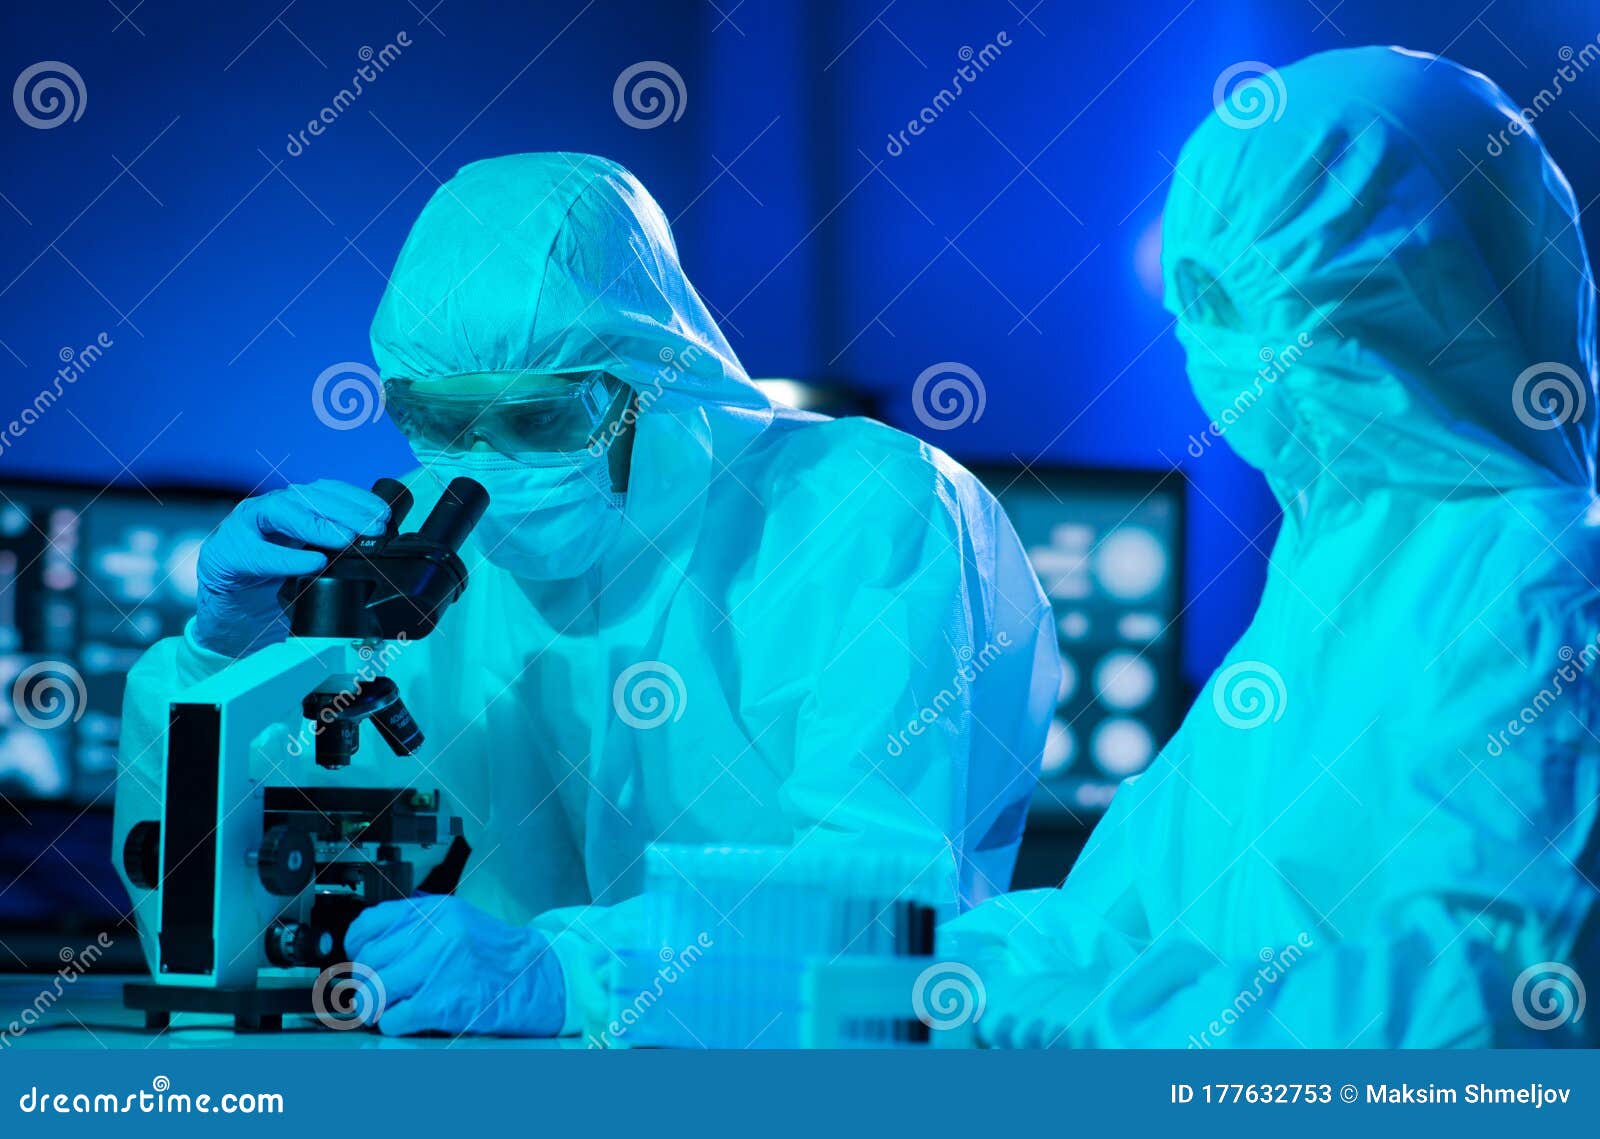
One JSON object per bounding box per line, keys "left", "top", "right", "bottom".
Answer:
{"left": 417, "top": 477, "right": 488, "bottom": 553}
{"left": 369, "top": 477, "right": 414, "bottom": 538}
{"left": 284, "top": 472, "right": 487, "bottom": 641}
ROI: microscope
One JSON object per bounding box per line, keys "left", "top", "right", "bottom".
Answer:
{"left": 117, "top": 476, "right": 488, "bottom": 1031}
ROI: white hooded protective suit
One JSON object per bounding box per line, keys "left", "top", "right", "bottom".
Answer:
{"left": 949, "top": 48, "right": 1600, "bottom": 1048}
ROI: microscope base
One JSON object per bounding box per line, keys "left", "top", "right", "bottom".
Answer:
{"left": 123, "top": 980, "right": 316, "bottom": 1033}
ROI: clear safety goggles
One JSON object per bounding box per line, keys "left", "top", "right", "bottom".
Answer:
{"left": 384, "top": 371, "right": 620, "bottom": 456}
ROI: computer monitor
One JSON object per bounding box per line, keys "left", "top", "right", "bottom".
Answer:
{"left": 0, "top": 479, "right": 239, "bottom": 959}
{"left": 968, "top": 463, "right": 1187, "bottom": 824}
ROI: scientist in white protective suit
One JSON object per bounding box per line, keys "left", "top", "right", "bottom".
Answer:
{"left": 948, "top": 48, "right": 1600, "bottom": 1049}
{"left": 114, "top": 152, "right": 1061, "bottom": 1038}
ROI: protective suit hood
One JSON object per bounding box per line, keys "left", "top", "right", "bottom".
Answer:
{"left": 370, "top": 153, "right": 774, "bottom": 587}
{"left": 371, "top": 152, "right": 771, "bottom": 418}
{"left": 1163, "top": 46, "right": 1598, "bottom": 499}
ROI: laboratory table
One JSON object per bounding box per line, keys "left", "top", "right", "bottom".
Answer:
{"left": 0, "top": 975, "right": 571, "bottom": 1050}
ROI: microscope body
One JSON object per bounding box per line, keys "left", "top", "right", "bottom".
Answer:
{"left": 117, "top": 477, "right": 487, "bottom": 1029}
{"left": 117, "top": 639, "right": 458, "bottom": 989}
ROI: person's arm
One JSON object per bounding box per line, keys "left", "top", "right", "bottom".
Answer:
{"left": 947, "top": 634, "right": 1600, "bottom": 1049}
{"left": 532, "top": 439, "right": 1058, "bottom": 1036}
{"left": 958, "top": 810, "right": 1596, "bottom": 1048}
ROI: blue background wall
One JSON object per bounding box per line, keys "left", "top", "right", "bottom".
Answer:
{"left": 4, "top": 0, "right": 1598, "bottom": 685}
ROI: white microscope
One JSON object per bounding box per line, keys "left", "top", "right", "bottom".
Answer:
{"left": 115, "top": 477, "right": 486, "bottom": 1031}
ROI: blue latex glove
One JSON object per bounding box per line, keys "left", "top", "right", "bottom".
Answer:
{"left": 193, "top": 480, "right": 390, "bottom": 657}
{"left": 344, "top": 895, "right": 566, "bottom": 1037}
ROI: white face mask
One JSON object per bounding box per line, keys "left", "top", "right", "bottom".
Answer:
{"left": 413, "top": 447, "right": 625, "bottom": 581}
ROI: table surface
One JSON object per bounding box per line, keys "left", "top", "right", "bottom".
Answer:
{"left": 0, "top": 975, "right": 573, "bottom": 1050}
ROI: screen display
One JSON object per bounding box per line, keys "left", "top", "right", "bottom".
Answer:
{"left": 0, "top": 483, "right": 234, "bottom": 806}
{"left": 970, "top": 465, "right": 1186, "bottom": 821}
{"left": 0, "top": 481, "right": 237, "bottom": 951}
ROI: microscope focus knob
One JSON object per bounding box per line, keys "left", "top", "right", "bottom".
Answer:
{"left": 256, "top": 825, "right": 315, "bottom": 897}
{"left": 265, "top": 922, "right": 336, "bottom": 968}
{"left": 122, "top": 821, "right": 161, "bottom": 890}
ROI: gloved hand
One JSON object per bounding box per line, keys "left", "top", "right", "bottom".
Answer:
{"left": 344, "top": 894, "right": 566, "bottom": 1037}
{"left": 193, "top": 480, "right": 390, "bottom": 657}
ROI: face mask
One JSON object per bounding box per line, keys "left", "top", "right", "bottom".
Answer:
{"left": 413, "top": 447, "right": 625, "bottom": 581}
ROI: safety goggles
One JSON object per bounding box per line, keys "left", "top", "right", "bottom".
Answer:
{"left": 384, "top": 371, "right": 620, "bottom": 456}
